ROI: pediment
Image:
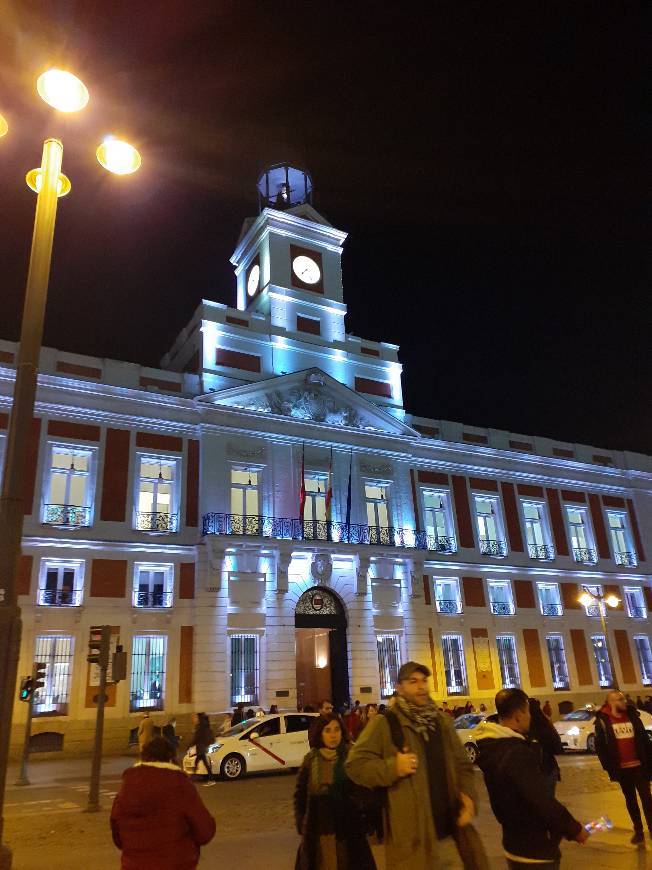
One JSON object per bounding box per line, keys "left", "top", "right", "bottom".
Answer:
{"left": 197, "top": 368, "right": 416, "bottom": 436}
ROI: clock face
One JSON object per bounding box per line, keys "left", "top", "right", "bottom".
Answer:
{"left": 247, "top": 264, "right": 260, "bottom": 297}
{"left": 292, "top": 255, "right": 321, "bottom": 285}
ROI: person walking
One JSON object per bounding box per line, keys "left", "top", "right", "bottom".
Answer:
{"left": 346, "top": 661, "right": 480, "bottom": 870}
{"left": 294, "top": 713, "right": 375, "bottom": 870}
{"left": 319, "top": 699, "right": 334, "bottom": 716}
{"left": 111, "top": 737, "right": 215, "bottom": 870}
{"left": 137, "top": 712, "right": 156, "bottom": 755}
{"left": 161, "top": 716, "right": 179, "bottom": 752}
{"left": 191, "top": 712, "right": 216, "bottom": 787}
{"left": 542, "top": 700, "right": 553, "bottom": 719}
{"left": 528, "top": 698, "right": 563, "bottom": 796}
{"left": 595, "top": 690, "right": 652, "bottom": 845}
{"left": 476, "top": 689, "right": 588, "bottom": 869}
{"left": 358, "top": 704, "right": 378, "bottom": 734}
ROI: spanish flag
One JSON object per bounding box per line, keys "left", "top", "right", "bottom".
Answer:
{"left": 299, "top": 443, "right": 306, "bottom": 520}
{"left": 325, "top": 448, "right": 333, "bottom": 523}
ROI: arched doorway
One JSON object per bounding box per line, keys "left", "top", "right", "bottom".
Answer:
{"left": 295, "top": 587, "right": 349, "bottom": 711}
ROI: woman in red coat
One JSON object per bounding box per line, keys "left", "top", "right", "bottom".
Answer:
{"left": 111, "top": 737, "right": 216, "bottom": 869}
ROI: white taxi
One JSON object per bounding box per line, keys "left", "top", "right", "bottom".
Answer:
{"left": 453, "top": 712, "right": 495, "bottom": 763}
{"left": 554, "top": 706, "right": 652, "bottom": 752}
{"left": 184, "top": 712, "right": 318, "bottom": 780}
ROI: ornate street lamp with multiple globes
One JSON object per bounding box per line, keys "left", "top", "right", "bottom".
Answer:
{"left": 0, "top": 69, "right": 141, "bottom": 870}
{"left": 578, "top": 585, "right": 621, "bottom": 690}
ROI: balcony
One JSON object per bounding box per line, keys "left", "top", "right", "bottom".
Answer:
{"left": 43, "top": 504, "right": 91, "bottom": 527}
{"left": 436, "top": 598, "right": 463, "bottom": 615}
{"left": 541, "top": 602, "right": 563, "bottom": 616}
{"left": 615, "top": 551, "right": 637, "bottom": 567}
{"left": 136, "top": 512, "right": 179, "bottom": 533}
{"left": 490, "top": 601, "right": 515, "bottom": 616}
{"left": 573, "top": 547, "right": 597, "bottom": 564}
{"left": 37, "top": 588, "right": 82, "bottom": 607}
{"left": 628, "top": 606, "right": 647, "bottom": 619}
{"left": 133, "top": 590, "right": 173, "bottom": 608}
{"left": 202, "top": 513, "right": 455, "bottom": 552}
{"left": 430, "top": 535, "right": 457, "bottom": 554}
{"left": 586, "top": 604, "right": 601, "bottom": 617}
{"left": 479, "top": 539, "right": 508, "bottom": 557}
{"left": 528, "top": 543, "right": 555, "bottom": 561}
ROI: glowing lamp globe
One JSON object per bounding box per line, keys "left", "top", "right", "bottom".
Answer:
{"left": 26, "top": 168, "right": 71, "bottom": 198}
{"left": 578, "top": 592, "right": 594, "bottom": 608}
{"left": 96, "top": 137, "right": 141, "bottom": 175}
{"left": 605, "top": 594, "right": 620, "bottom": 609}
{"left": 37, "top": 69, "right": 89, "bottom": 113}
{"left": 0, "top": 114, "right": 8, "bottom": 138}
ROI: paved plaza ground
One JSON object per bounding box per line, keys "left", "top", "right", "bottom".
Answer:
{"left": 3, "top": 754, "right": 651, "bottom": 868}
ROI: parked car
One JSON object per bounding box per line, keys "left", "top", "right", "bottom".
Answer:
{"left": 453, "top": 712, "right": 496, "bottom": 763}
{"left": 183, "top": 712, "right": 319, "bottom": 780}
{"left": 554, "top": 706, "right": 652, "bottom": 752}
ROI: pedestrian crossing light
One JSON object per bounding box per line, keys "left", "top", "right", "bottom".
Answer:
{"left": 32, "top": 662, "right": 47, "bottom": 693}
{"left": 87, "top": 625, "right": 111, "bottom": 668}
{"left": 19, "top": 677, "right": 33, "bottom": 702}
{"left": 112, "top": 644, "right": 127, "bottom": 683}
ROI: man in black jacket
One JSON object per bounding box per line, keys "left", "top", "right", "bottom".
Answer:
{"left": 594, "top": 690, "right": 652, "bottom": 844}
{"left": 476, "top": 689, "right": 588, "bottom": 869}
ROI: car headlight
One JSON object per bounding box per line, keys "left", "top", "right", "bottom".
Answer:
{"left": 566, "top": 727, "right": 580, "bottom": 736}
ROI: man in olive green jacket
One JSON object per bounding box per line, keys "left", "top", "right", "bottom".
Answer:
{"left": 346, "top": 662, "right": 478, "bottom": 870}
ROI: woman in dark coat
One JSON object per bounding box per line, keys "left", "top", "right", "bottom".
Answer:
{"left": 294, "top": 713, "right": 376, "bottom": 870}
{"left": 528, "top": 697, "right": 563, "bottom": 796}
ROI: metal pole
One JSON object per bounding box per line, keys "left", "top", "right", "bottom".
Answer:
{"left": 0, "top": 138, "right": 63, "bottom": 870}
{"left": 14, "top": 685, "right": 34, "bottom": 787}
{"left": 599, "top": 599, "right": 619, "bottom": 691}
{"left": 85, "top": 662, "right": 107, "bottom": 812}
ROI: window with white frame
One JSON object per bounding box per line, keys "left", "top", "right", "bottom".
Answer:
{"left": 422, "top": 491, "right": 456, "bottom": 552}
{"left": 634, "top": 636, "right": 652, "bottom": 685}
{"left": 591, "top": 635, "right": 613, "bottom": 688}
{"left": 230, "top": 467, "right": 261, "bottom": 534}
{"left": 135, "top": 456, "right": 178, "bottom": 533}
{"left": 230, "top": 634, "right": 259, "bottom": 705}
{"left": 521, "top": 501, "right": 554, "bottom": 560}
{"left": 537, "top": 582, "right": 563, "bottom": 617}
{"left": 496, "top": 635, "right": 520, "bottom": 688}
{"left": 565, "top": 506, "right": 596, "bottom": 563}
{"left": 606, "top": 511, "right": 637, "bottom": 566}
{"left": 377, "top": 634, "right": 402, "bottom": 698}
{"left": 487, "top": 579, "right": 514, "bottom": 616}
{"left": 133, "top": 563, "right": 174, "bottom": 608}
{"left": 473, "top": 496, "right": 507, "bottom": 556}
{"left": 546, "top": 635, "right": 570, "bottom": 690}
{"left": 33, "top": 635, "right": 73, "bottom": 716}
{"left": 43, "top": 445, "right": 93, "bottom": 527}
{"left": 624, "top": 587, "right": 646, "bottom": 619}
{"left": 37, "top": 559, "right": 84, "bottom": 607}
{"left": 304, "top": 474, "right": 328, "bottom": 539}
{"left": 365, "top": 483, "right": 391, "bottom": 544}
{"left": 582, "top": 584, "right": 602, "bottom": 617}
{"left": 130, "top": 635, "right": 166, "bottom": 711}
{"left": 434, "top": 578, "right": 462, "bottom": 614}
{"left": 442, "top": 634, "right": 468, "bottom": 695}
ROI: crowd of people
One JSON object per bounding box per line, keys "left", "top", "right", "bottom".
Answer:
{"left": 110, "top": 671, "right": 652, "bottom": 869}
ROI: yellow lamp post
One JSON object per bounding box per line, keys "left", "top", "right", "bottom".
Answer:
{"left": 578, "top": 585, "right": 621, "bottom": 690}
{"left": 0, "top": 69, "right": 141, "bottom": 870}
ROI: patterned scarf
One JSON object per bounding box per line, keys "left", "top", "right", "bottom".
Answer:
{"left": 395, "top": 695, "right": 440, "bottom": 740}
{"left": 308, "top": 746, "right": 347, "bottom": 796}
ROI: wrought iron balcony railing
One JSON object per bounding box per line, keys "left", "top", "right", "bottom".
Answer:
{"left": 133, "top": 590, "right": 173, "bottom": 608}
{"left": 490, "top": 600, "right": 515, "bottom": 616}
{"left": 615, "top": 551, "right": 637, "bottom": 567}
{"left": 541, "top": 602, "right": 563, "bottom": 616}
{"left": 43, "top": 504, "right": 91, "bottom": 527}
{"left": 528, "top": 543, "right": 556, "bottom": 561}
{"left": 136, "top": 512, "right": 179, "bottom": 533}
{"left": 37, "top": 588, "right": 82, "bottom": 607}
{"left": 479, "top": 539, "right": 508, "bottom": 557}
{"left": 573, "top": 547, "right": 597, "bottom": 563}
{"left": 586, "top": 604, "right": 601, "bottom": 617}
{"left": 430, "top": 535, "right": 457, "bottom": 554}
{"left": 436, "top": 598, "right": 463, "bottom": 615}
{"left": 628, "top": 605, "right": 647, "bottom": 619}
{"left": 201, "top": 512, "right": 456, "bottom": 552}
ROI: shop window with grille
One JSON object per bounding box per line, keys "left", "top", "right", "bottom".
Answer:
{"left": 496, "top": 635, "right": 520, "bottom": 688}
{"left": 442, "top": 634, "right": 468, "bottom": 695}
{"left": 130, "top": 635, "right": 166, "bottom": 711}
{"left": 230, "top": 634, "right": 259, "bottom": 705}
{"left": 546, "top": 635, "right": 570, "bottom": 690}
{"left": 635, "top": 636, "right": 652, "bottom": 685}
{"left": 377, "top": 634, "right": 402, "bottom": 698}
{"left": 33, "top": 635, "right": 74, "bottom": 716}
{"left": 591, "top": 635, "right": 613, "bottom": 688}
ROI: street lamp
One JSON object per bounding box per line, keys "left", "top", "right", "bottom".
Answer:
{"left": 0, "top": 68, "right": 141, "bottom": 870}
{"left": 578, "top": 585, "right": 621, "bottom": 690}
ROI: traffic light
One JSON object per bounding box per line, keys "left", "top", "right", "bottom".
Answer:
{"left": 111, "top": 644, "right": 127, "bottom": 683}
{"left": 19, "top": 677, "right": 33, "bottom": 702}
{"left": 87, "top": 625, "right": 111, "bottom": 669}
{"left": 32, "top": 662, "right": 46, "bottom": 693}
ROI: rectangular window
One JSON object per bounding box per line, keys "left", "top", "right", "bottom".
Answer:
{"left": 496, "top": 635, "right": 520, "bottom": 688}
{"left": 37, "top": 559, "right": 84, "bottom": 607}
{"left": 365, "top": 484, "right": 390, "bottom": 545}
{"left": 434, "top": 578, "right": 462, "bottom": 614}
{"left": 473, "top": 496, "right": 507, "bottom": 556}
{"left": 591, "top": 635, "right": 613, "bottom": 688}
{"left": 442, "top": 634, "right": 468, "bottom": 695}
{"left": 565, "top": 506, "right": 596, "bottom": 563}
{"left": 296, "top": 314, "right": 321, "bottom": 336}
{"left": 44, "top": 446, "right": 93, "bottom": 527}
{"left": 635, "top": 637, "right": 652, "bottom": 685}
{"left": 33, "top": 635, "right": 74, "bottom": 716}
{"left": 130, "top": 635, "right": 166, "bottom": 711}
{"left": 546, "top": 635, "right": 570, "bottom": 690}
{"left": 521, "top": 501, "right": 554, "bottom": 560}
{"left": 624, "top": 587, "right": 647, "bottom": 620}
{"left": 537, "top": 582, "right": 563, "bottom": 617}
{"left": 133, "top": 563, "right": 174, "bottom": 608}
{"left": 422, "top": 491, "right": 456, "bottom": 552}
{"left": 303, "top": 474, "right": 328, "bottom": 540}
{"left": 230, "top": 468, "right": 261, "bottom": 534}
{"left": 135, "top": 457, "right": 178, "bottom": 532}
{"left": 230, "top": 634, "right": 259, "bottom": 705}
{"left": 487, "top": 580, "right": 514, "bottom": 616}
{"left": 377, "top": 634, "right": 402, "bottom": 698}
{"left": 607, "top": 511, "right": 637, "bottom": 566}
{"left": 582, "top": 585, "right": 602, "bottom": 618}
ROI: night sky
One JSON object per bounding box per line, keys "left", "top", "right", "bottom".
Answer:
{"left": 1, "top": 3, "right": 648, "bottom": 454}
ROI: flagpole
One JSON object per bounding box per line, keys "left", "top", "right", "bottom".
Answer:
{"left": 345, "top": 448, "right": 353, "bottom": 544}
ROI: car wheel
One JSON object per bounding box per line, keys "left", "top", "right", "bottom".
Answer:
{"left": 221, "top": 754, "right": 246, "bottom": 780}
{"left": 464, "top": 743, "right": 478, "bottom": 764}
{"left": 586, "top": 734, "right": 596, "bottom": 754}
